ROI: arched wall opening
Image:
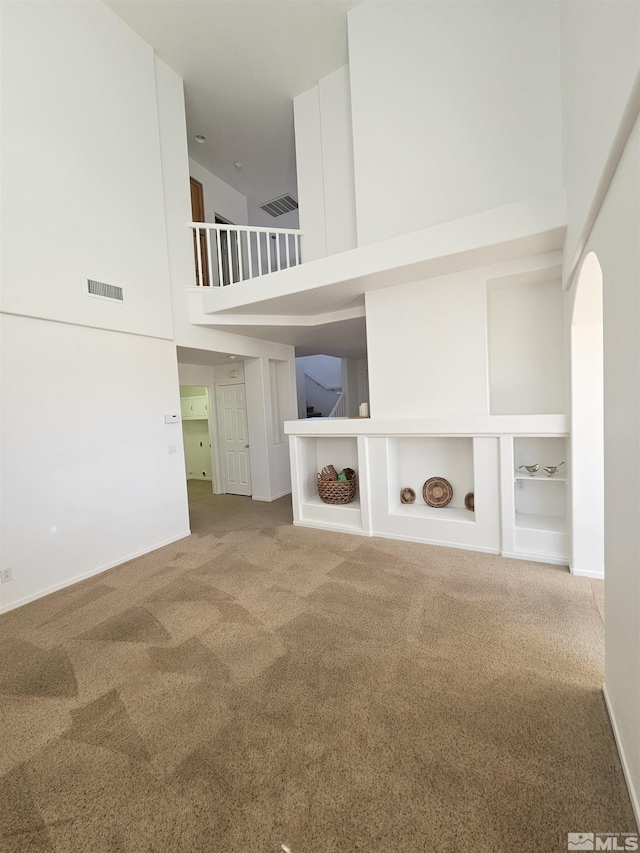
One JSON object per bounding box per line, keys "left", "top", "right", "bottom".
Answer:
{"left": 570, "top": 251, "right": 604, "bottom": 578}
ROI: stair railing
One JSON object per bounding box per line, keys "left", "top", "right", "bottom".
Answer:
{"left": 190, "top": 222, "right": 304, "bottom": 287}
{"left": 328, "top": 392, "right": 346, "bottom": 418}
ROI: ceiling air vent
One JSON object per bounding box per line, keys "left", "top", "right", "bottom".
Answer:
{"left": 87, "top": 279, "right": 124, "bottom": 302}
{"left": 259, "top": 194, "right": 298, "bottom": 217}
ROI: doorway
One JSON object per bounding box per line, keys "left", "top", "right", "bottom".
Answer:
{"left": 215, "top": 214, "right": 240, "bottom": 286}
{"left": 180, "top": 385, "right": 213, "bottom": 482}
{"left": 216, "top": 383, "right": 251, "bottom": 495}
{"left": 190, "top": 178, "right": 209, "bottom": 286}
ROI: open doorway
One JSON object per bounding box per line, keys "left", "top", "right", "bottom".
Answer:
{"left": 570, "top": 252, "right": 604, "bottom": 599}
{"left": 180, "top": 385, "right": 214, "bottom": 483}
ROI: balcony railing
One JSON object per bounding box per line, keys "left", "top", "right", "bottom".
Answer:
{"left": 191, "top": 222, "right": 304, "bottom": 286}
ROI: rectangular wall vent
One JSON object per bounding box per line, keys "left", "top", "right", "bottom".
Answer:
{"left": 87, "top": 279, "right": 124, "bottom": 302}
{"left": 259, "top": 194, "right": 298, "bottom": 217}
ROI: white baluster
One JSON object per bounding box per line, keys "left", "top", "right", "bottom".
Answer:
{"left": 214, "top": 228, "right": 222, "bottom": 286}
{"left": 247, "top": 232, "right": 254, "bottom": 279}
{"left": 237, "top": 231, "right": 245, "bottom": 281}
{"left": 274, "top": 233, "right": 280, "bottom": 270}
{"left": 206, "top": 228, "right": 214, "bottom": 287}
{"left": 195, "top": 227, "right": 204, "bottom": 286}
{"left": 226, "top": 229, "right": 234, "bottom": 284}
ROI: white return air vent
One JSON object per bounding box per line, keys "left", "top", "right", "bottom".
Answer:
{"left": 87, "top": 279, "right": 124, "bottom": 302}
{"left": 259, "top": 194, "right": 298, "bottom": 217}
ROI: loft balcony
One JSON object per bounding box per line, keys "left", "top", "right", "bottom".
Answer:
{"left": 188, "top": 191, "right": 568, "bottom": 349}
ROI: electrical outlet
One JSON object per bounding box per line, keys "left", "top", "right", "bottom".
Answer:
{"left": 1, "top": 567, "right": 13, "bottom": 583}
{"left": 516, "top": 480, "right": 525, "bottom": 490}
{"left": 168, "top": 444, "right": 177, "bottom": 455}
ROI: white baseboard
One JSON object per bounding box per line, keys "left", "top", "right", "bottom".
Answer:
{"left": 292, "top": 520, "right": 371, "bottom": 537}
{"left": 602, "top": 683, "right": 640, "bottom": 829}
{"left": 376, "top": 530, "right": 500, "bottom": 554}
{"left": 252, "top": 489, "right": 292, "bottom": 502}
{"left": 571, "top": 567, "right": 605, "bottom": 580}
{"left": 501, "top": 550, "right": 570, "bottom": 568}
{"left": 0, "top": 530, "right": 192, "bottom": 615}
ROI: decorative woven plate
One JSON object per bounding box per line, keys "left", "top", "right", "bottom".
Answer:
{"left": 464, "top": 492, "right": 475, "bottom": 511}
{"left": 400, "top": 487, "right": 416, "bottom": 504}
{"left": 422, "top": 477, "right": 453, "bottom": 508}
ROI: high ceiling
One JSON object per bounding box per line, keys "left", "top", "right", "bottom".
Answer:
{"left": 106, "top": 0, "right": 360, "bottom": 213}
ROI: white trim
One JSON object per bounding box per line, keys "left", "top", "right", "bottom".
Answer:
{"left": 0, "top": 530, "right": 191, "bottom": 615}
{"left": 500, "top": 549, "right": 569, "bottom": 568}
{"left": 571, "top": 568, "right": 605, "bottom": 580}
{"left": 292, "top": 519, "right": 370, "bottom": 536}
{"left": 292, "top": 521, "right": 503, "bottom": 553}
{"left": 378, "top": 531, "right": 500, "bottom": 554}
{"left": 252, "top": 489, "right": 292, "bottom": 502}
{"left": 602, "top": 683, "right": 640, "bottom": 829}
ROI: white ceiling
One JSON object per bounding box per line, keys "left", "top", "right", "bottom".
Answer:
{"left": 106, "top": 0, "right": 360, "bottom": 212}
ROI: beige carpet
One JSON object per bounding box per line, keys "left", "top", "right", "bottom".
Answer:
{"left": 0, "top": 480, "right": 635, "bottom": 852}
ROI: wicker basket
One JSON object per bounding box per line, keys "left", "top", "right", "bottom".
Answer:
{"left": 317, "top": 473, "right": 357, "bottom": 505}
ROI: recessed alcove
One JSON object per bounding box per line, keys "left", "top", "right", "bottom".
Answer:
{"left": 487, "top": 271, "right": 565, "bottom": 416}
{"left": 386, "top": 437, "right": 474, "bottom": 519}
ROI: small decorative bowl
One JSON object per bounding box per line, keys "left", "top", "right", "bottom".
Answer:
{"left": 400, "top": 487, "right": 416, "bottom": 504}
{"left": 464, "top": 492, "right": 475, "bottom": 511}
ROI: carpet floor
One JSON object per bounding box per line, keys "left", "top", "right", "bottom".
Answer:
{"left": 1, "top": 480, "right": 636, "bottom": 852}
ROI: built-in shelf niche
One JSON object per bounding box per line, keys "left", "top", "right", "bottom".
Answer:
{"left": 386, "top": 437, "right": 474, "bottom": 519}
{"left": 513, "top": 436, "right": 569, "bottom": 557}
{"left": 296, "top": 436, "right": 362, "bottom": 531}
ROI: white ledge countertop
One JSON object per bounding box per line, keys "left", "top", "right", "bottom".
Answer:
{"left": 284, "top": 414, "right": 569, "bottom": 437}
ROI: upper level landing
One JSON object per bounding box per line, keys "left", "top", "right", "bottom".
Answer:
{"left": 188, "top": 190, "right": 566, "bottom": 358}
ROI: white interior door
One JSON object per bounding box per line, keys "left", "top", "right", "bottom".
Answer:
{"left": 217, "top": 384, "right": 251, "bottom": 495}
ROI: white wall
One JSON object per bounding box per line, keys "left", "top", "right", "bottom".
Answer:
{"left": 297, "top": 355, "right": 342, "bottom": 389}
{"left": 0, "top": 315, "right": 190, "bottom": 612}
{"left": 578, "top": 115, "right": 640, "bottom": 821}
{"left": 366, "top": 276, "right": 490, "bottom": 419}
{"left": 558, "top": 5, "right": 640, "bottom": 815}
{"left": 560, "top": 1, "right": 640, "bottom": 272}
{"left": 347, "top": 1, "right": 563, "bottom": 246}
{"left": 293, "top": 65, "right": 357, "bottom": 260}
{"left": 487, "top": 278, "right": 565, "bottom": 414}
{"left": 0, "top": 3, "right": 193, "bottom": 612}
{"left": 1, "top": 1, "right": 173, "bottom": 339}
{"left": 189, "top": 158, "right": 248, "bottom": 226}
{"left": 294, "top": 85, "right": 327, "bottom": 261}
{"left": 341, "top": 358, "right": 360, "bottom": 417}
